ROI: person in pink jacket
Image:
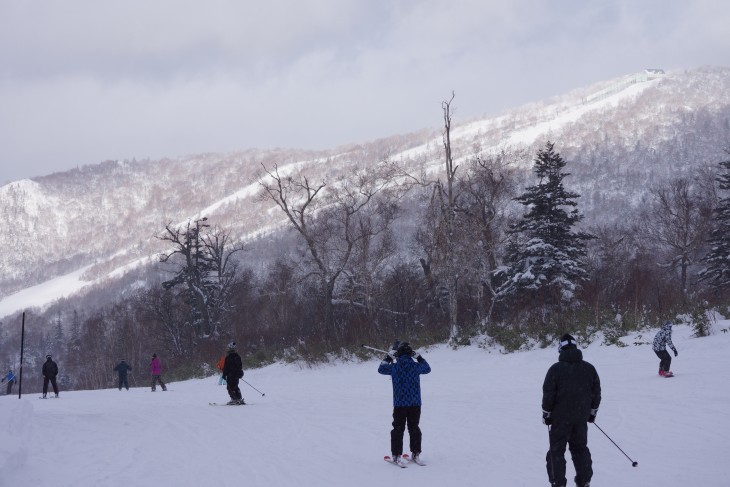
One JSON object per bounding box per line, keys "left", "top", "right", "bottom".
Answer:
{"left": 150, "top": 353, "right": 167, "bottom": 391}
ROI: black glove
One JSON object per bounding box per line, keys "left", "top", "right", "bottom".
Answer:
{"left": 411, "top": 350, "right": 422, "bottom": 360}
{"left": 542, "top": 411, "right": 552, "bottom": 425}
{"left": 416, "top": 355, "right": 424, "bottom": 363}
{"left": 588, "top": 408, "right": 598, "bottom": 423}
{"left": 673, "top": 349, "right": 678, "bottom": 357}
{"left": 383, "top": 355, "right": 393, "bottom": 363}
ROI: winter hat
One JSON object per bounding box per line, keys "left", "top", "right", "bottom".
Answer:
{"left": 152, "top": 353, "right": 157, "bottom": 358}
{"left": 558, "top": 334, "right": 577, "bottom": 352}
{"left": 46, "top": 354, "right": 52, "bottom": 359}
{"left": 396, "top": 342, "right": 413, "bottom": 358}
{"left": 227, "top": 341, "right": 237, "bottom": 353}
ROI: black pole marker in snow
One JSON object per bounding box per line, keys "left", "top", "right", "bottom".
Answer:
{"left": 593, "top": 422, "right": 638, "bottom": 467}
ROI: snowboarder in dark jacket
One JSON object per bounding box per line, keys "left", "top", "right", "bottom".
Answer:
{"left": 653, "top": 321, "right": 678, "bottom": 377}
{"left": 113, "top": 359, "right": 132, "bottom": 390}
{"left": 378, "top": 341, "right": 431, "bottom": 466}
{"left": 42, "top": 355, "right": 60, "bottom": 398}
{"left": 542, "top": 334, "right": 601, "bottom": 487}
{"left": 221, "top": 342, "right": 244, "bottom": 405}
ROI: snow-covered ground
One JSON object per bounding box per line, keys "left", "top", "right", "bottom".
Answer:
{"left": 1, "top": 323, "right": 727, "bottom": 487}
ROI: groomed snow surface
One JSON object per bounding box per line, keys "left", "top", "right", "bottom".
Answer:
{"left": 1, "top": 323, "right": 727, "bottom": 487}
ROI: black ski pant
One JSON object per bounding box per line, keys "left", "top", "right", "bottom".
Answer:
{"left": 43, "top": 376, "right": 59, "bottom": 396}
{"left": 546, "top": 421, "right": 592, "bottom": 487}
{"left": 390, "top": 406, "right": 422, "bottom": 456}
{"left": 118, "top": 375, "right": 129, "bottom": 390}
{"left": 151, "top": 375, "right": 166, "bottom": 391}
{"left": 6, "top": 380, "right": 14, "bottom": 395}
{"left": 655, "top": 350, "right": 672, "bottom": 372}
{"left": 226, "top": 376, "right": 242, "bottom": 400}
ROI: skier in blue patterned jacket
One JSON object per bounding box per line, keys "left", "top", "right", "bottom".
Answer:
{"left": 653, "top": 321, "right": 678, "bottom": 377}
{"left": 378, "top": 341, "right": 431, "bottom": 465}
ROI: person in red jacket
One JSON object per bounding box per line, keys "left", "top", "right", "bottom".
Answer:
{"left": 150, "top": 353, "right": 167, "bottom": 391}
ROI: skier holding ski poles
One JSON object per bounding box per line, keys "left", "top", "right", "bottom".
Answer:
{"left": 1, "top": 370, "right": 16, "bottom": 395}
{"left": 378, "top": 341, "right": 431, "bottom": 467}
{"left": 542, "top": 334, "right": 601, "bottom": 487}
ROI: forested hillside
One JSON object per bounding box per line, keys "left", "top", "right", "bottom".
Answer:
{"left": 1, "top": 66, "right": 729, "bottom": 391}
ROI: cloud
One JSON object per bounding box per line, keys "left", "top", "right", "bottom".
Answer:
{"left": 1, "top": 0, "right": 729, "bottom": 183}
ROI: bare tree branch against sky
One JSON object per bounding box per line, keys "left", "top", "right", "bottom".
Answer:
{"left": 1, "top": 0, "right": 728, "bottom": 183}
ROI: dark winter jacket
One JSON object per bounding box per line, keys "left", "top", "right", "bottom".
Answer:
{"left": 653, "top": 322, "right": 677, "bottom": 353}
{"left": 42, "top": 358, "right": 59, "bottom": 379}
{"left": 114, "top": 361, "right": 132, "bottom": 378}
{"left": 378, "top": 355, "right": 431, "bottom": 407}
{"left": 222, "top": 351, "right": 243, "bottom": 381}
{"left": 542, "top": 347, "right": 601, "bottom": 424}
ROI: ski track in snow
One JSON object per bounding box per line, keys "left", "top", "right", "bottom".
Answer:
{"left": 0, "top": 323, "right": 728, "bottom": 487}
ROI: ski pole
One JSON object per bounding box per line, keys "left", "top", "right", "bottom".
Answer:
{"left": 546, "top": 425, "right": 557, "bottom": 487}
{"left": 593, "top": 422, "right": 638, "bottom": 467}
{"left": 361, "top": 344, "right": 391, "bottom": 355}
{"left": 242, "top": 379, "right": 265, "bottom": 397}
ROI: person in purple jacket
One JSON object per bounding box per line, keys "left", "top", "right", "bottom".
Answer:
{"left": 149, "top": 353, "right": 167, "bottom": 391}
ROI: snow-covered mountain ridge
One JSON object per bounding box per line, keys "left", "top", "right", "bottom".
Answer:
{"left": 1, "top": 66, "right": 729, "bottom": 319}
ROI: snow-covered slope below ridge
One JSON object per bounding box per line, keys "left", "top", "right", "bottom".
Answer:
{"left": 1, "top": 66, "right": 729, "bottom": 319}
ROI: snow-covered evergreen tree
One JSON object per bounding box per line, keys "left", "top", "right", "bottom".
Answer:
{"left": 496, "top": 142, "right": 593, "bottom": 308}
{"left": 700, "top": 149, "right": 730, "bottom": 289}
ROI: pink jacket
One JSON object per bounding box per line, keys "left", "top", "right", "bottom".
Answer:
{"left": 150, "top": 357, "right": 162, "bottom": 375}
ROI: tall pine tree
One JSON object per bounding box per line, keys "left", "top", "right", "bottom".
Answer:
{"left": 700, "top": 149, "right": 730, "bottom": 289}
{"left": 496, "top": 142, "right": 593, "bottom": 308}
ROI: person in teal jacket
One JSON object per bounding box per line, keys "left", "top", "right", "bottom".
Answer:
{"left": 1, "top": 370, "right": 16, "bottom": 395}
{"left": 378, "top": 341, "right": 431, "bottom": 465}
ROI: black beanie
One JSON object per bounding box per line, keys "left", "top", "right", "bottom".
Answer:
{"left": 559, "top": 334, "right": 577, "bottom": 351}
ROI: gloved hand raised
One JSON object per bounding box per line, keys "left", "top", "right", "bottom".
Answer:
{"left": 411, "top": 350, "right": 422, "bottom": 361}
{"left": 542, "top": 411, "right": 552, "bottom": 425}
{"left": 673, "top": 348, "right": 678, "bottom": 357}
{"left": 383, "top": 354, "right": 393, "bottom": 363}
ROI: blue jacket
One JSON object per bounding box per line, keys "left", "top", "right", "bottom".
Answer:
{"left": 378, "top": 356, "right": 431, "bottom": 407}
{"left": 2, "top": 371, "right": 16, "bottom": 383}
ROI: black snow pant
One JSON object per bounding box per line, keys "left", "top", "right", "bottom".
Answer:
{"left": 655, "top": 350, "right": 672, "bottom": 373}
{"left": 226, "top": 376, "right": 242, "bottom": 401}
{"left": 390, "top": 406, "right": 422, "bottom": 456}
{"left": 151, "top": 375, "right": 166, "bottom": 391}
{"left": 43, "top": 376, "right": 59, "bottom": 396}
{"left": 6, "top": 380, "right": 14, "bottom": 395}
{"left": 118, "top": 375, "right": 129, "bottom": 390}
{"left": 546, "top": 421, "right": 592, "bottom": 487}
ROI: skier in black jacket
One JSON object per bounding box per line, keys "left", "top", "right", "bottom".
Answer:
{"left": 221, "top": 342, "right": 244, "bottom": 405}
{"left": 113, "top": 359, "right": 132, "bottom": 391}
{"left": 542, "top": 334, "right": 601, "bottom": 487}
{"left": 42, "top": 354, "right": 60, "bottom": 398}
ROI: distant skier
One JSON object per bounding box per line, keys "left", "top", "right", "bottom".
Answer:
{"left": 42, "top": 354, "right": 60, "bottom": 398}
{"left": 1, "top": 370, "right": 16, "bottom": 395}
{"left": 378, "top": 341, "right": 431, "bottom": 467}
{"left": 114, "top": 359, "right": 132, "bottom": 391}
{"left": 653, "top": 321, "right": 678, "bottom": 377}
{"left": 542, "top": 334, "right": 601, "bottom": 487}
{"left": 216, "top": 355, "right": 226, "bottom": 385}
{"left": 221, "top": 342, "right": 244, "bottom": 405}
{"left": 150, "top": 353, "right": 167, "bottom": 391}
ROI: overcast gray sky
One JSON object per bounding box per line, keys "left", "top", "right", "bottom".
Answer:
{"left": 1, "top": 0, "right": 728, "bottom": 184}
